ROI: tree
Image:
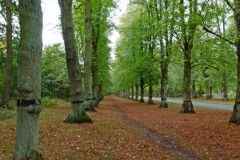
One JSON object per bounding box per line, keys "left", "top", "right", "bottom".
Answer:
{"left": 200, "top": 0, "right": 240, "bottom": 124}
{"left": 1, "top": 0, "right": 13, "bottom": 107}
{"left": 42, "top": 44, "right": 68, "bottom": 98}
{"left": 154, "top": 0, "right": 175, "bottom": 108}
{"left": 84, "top": 0, "right": 96, "bottom": 110}
{"left": 91, "top": 0, "right": 115, "bottom": 103}
{"left": 13, "top": 0, "right": 43, "bottom": 159}
{"left": 228, "top": 0, "right": 240, "bottom": 124}
{"left": 73, "top": 0, "right": 113, "bottom": 102}
{"left": 178, "top": 0, "right": 198, "bottom": 113}
{"left": 58, "top": 0, "right": 92, "bottom": 123}
{"left": 112, "top": 2, "right": 159, "bottom": 104}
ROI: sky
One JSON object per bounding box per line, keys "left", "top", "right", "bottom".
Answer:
{"left": 42, "top": 0, "right": 129, "bottom": 59}
{"left": 42, "top": 0, "right": 63, "bottom": 46}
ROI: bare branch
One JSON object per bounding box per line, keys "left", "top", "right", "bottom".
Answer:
{"left": 223, "top": 0, "right": 235, "bottom": 11}
{"left": 173, "top": 30, "right": 184, "bottom": 51}
{"left": 202, "top": 26, "right": 235, "bottom": 46}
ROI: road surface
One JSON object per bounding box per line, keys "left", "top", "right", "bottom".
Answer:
{"left": 144, "top": 97, "right": 233, "bottom": 111}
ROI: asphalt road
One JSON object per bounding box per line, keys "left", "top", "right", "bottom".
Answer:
{"left": 144, "top": 97, "right": 233, "bottom": 111}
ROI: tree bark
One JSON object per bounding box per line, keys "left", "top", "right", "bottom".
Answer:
{"left": 1, "top": 0, "right": 13, "bottom": 107}
{"left": 180, "top": 43, "right": 195, "bottom": 113}
{"left": 198, "top": 85, "right": 203, "bottom": 97}
{"left": 160, "top": 61, "right": 168, "bottom": 108}
{"left": 131, "top": 85, "right": 134, "bottom": 100}
{"left": 179, "top": 0, "right": 195, "bottom": 113}
{"left": 127, "top": 88, "right": 131, "bottom": 99}
{"left": 92, "top": 2, "right": 101, "bottom": 104}
{"left": 229, "top": 1, "right": 240, "bottom": 124}
{"left": 210, "top": 85, "right": 213, "bottom": 98}
{"left": 205, "top": 81, "right": 211, "bottom": 100}
{"left": 58, "top": 0, "right": 92, "bottom": 123}
{"left": 148, "top": 71, "right": 153, "bottom": 104}
{"left": 140, "top": 77, "right": 144, "bottom": 102}
{"left": 229, "top": 57, "right": 240, "bottom": 124}
{"left": 13, "top": 0, "right": 43, "bottom": 159}
{"left": 84, "top": 0, "right": 96, "bottom": 110}
{"left": 222, "top": 72, "right": 228, "bottom": 101}
{"left": 192, "top": 81, "right": 197, "bottom": 99}
{"left": 135, "top": 83, "right": 139, "bottom": 101}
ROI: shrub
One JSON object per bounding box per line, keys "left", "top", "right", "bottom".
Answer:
{"left": 41, "top": 97, "right": 65, "bottom": 108}
{"left": 0, "top": 109, "right": 16, "bottom": 121}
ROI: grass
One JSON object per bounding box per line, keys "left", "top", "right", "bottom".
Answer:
{"left": 0, "top": 109, "right": 16, "bottom": 121}
{"left": 41, "top": 97, "right": 65, "bottom": 108}
{"left": 0, "top": 97, "right": 65, "bottom": 122}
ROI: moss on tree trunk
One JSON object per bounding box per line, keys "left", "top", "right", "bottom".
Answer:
{"left": 58, "top": 0, "right": 92, "bottom": 123}
{"left": 65, "top": 102, "right": 92, "bottom": 123}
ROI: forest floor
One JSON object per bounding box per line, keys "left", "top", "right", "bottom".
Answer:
{"left": 1, "top": 95, "right": 240, "bottom": 160}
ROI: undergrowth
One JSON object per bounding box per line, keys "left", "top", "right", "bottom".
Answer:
{"left": 0, "top": 109, "right": 16, "bottom": 121}
{"left": 41, "top": 97, "right": 65, "bottom": 108}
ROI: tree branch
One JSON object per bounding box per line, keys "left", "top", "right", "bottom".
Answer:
{"left": 223, "top": 0, "right": 235, "bottom": 11}
{"left": 202, "top": 26, "right": 235, "bottom": 46}
{"left": 173, "top": 30, "right": 184, "bottom": 51}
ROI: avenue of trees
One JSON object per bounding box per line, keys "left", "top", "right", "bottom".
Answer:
{"left": 1, "top": 0, "right": 240, "bottom": 159}
{"left": 0, "top": 0, "right": 114, "bottom": 159}
{"left": 112, "top": 1, "right": 238, "bottom": 117}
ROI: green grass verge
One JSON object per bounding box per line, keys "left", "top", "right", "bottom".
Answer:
{"left": 41, "top": 97, "right": 65, "bottom": 108}
{"left": 0, "top": 109, "right": 16, "bottom": 121}
{"left": 0, "top": 97, "right": 65, "bottom": 121}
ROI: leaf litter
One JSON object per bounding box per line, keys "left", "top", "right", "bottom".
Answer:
{"left": 1, "top": 95, "right": 239, "bottom": 159}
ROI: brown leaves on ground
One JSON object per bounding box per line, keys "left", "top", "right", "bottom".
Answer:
{"left": 1, "top": 95, "right": 239, "bottom": 160}
{"left": 0, "top": 98, "right": 174, "bottom": 160}
{"left": 110, "top": 96, "right": 240, "bottom": 159}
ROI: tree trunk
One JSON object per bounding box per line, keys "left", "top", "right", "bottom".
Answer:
{"left": 91, "top": 32, "right": 98, "bottom": 105}
{"left": 222, "top": 72, "right": 228, "bottom": 101}
{"left": 192, "top": 81, "right": 197, "bottom": 99}
{"left": 229, "top": 3, "right": 240, "bottom": 124}
{"left": 92, "top": 2, "right": 101, "bottom": 105}
{"left": 160, "top": 62, "right": 168, "bottom": 108}
{"left": 229, "top": 57, "right": 240, "bottom": 124}
{"left": 131, "top": 86, "right": 134, "bottom": 100}
{"left": 140, "top": 77, "right": 144, "bottom": 102}
{"left": 123, "top": 90, "right": 126, "bottom": 98}
{"left": 205, "top": 81, "right": 211, "bottom": 100}
{"left": 92, "top": 70, "right": 99, "bottom": 105}
{"left": 84, "top": 0, "right": 96, "bottom": 110}
{"left": 148, "top": 71, "right": 153, "bottom": 104}
{"left": 1, "top": 0, "right": 13, "bottom": 107}
{"left": 127, "top": 88, "right": 131, "bottom": 99}
{"left": 98, "top": 82, "right": 103, "bottom": 101}
{"left": 58, "top": 0, "right": 92, "bottom": 123}
{"left": 210, "top": 85, "right": 213, "bottom": 98}
{"left": 135, "top": 83, "right": 139, "bottom": 101}
{"left": 180, "top": 43, "right": 195, "bottom": 113}
{"left": 198, "top": 85, "right": 203, "bottom": 97}
{"left": 13, "top": 0, "right": 43, "bottom": 159}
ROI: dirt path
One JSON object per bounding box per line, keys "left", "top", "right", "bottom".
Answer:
{"left": 111, "top": 97, "right": 200, "bottom": 160}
